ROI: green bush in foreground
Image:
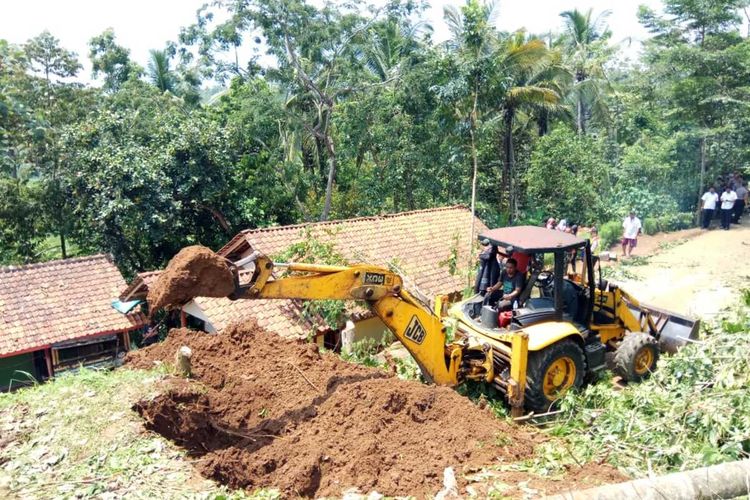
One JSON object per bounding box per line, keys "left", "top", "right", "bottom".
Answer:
{"left": 546, "top": 306, "right": 750, "bottom": 476}
{"left": 599, "top": 221, "right": 622, "bottom": 249}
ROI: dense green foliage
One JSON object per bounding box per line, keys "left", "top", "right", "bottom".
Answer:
{"left": 2, "top": 0, "right": 749, "bottom": 273}
{"left": 545, "top": 300, "right": 750, "bottom": 475}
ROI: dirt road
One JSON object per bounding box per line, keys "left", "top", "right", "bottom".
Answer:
{"left": 612, "top": 220, "right": 750, "bottom": 320}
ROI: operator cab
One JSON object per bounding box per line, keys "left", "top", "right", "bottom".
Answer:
{"left": 461, "top": 226, "right": 595, "bottom": 334}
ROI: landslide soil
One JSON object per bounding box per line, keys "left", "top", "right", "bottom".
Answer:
{"left": 128, "top": 322, "right": 623, "bottom": 497}
{"left": 147, "top": 245, "right": 235, "bottom": 311}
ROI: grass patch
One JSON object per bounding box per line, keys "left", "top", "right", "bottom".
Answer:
{"left": 0, "top": 367, "right": 277, "bottom": 499}
{"left": 657, "top": 238, "right": 687, "bottom": 252}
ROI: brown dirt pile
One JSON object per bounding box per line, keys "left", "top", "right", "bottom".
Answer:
{"left": 147, "top": 245, "right": 235, "bottom": 311}
{"left": 128, "top": 321, "right": 540, "bottom": 497}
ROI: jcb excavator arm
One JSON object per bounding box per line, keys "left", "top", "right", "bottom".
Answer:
{"left": 229, "top": 253, "right": 473, "bottom": 385}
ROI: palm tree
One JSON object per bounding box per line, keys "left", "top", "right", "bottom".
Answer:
{"left": 494, "top": 33, "right": 561, "bottom": 219}
{"left": 559, "top": 9, "right": 612, "bottom": 134}
{"left": 147, "top": 49, "right": 175, "bottom": 93}
{"left": 442, "top": 0, "right": 499, "bottom": 264}
{"left": 359, "top": 17, "right": 428, "bottom": 83}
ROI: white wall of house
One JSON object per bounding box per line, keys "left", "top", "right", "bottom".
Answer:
{"left": 182, "top": 302, "right": 217, "bottom": 333}
{"left": 342, "top": 316, "right": 391, "bottom": 352}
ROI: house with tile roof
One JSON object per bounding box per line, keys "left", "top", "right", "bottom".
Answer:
{"left": 121, "top": 206, "right": 487, "bottom": 347}
{"left": 0, "top": 255, "right": 145, "bottom": 390}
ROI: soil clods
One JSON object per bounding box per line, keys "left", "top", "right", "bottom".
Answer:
{"left": 147, "top": 245, "right": 235, "bottom": 311}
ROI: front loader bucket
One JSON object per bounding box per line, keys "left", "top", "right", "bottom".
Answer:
{"left": 626, "top": 302, "right": 700, "bottom": 354}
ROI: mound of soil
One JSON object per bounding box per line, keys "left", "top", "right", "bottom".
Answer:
{"left": 147, "top": 245, "right": 235, "bottom": 311}
{"left": 128, "top": 322, "right": 540, "bottom": 497}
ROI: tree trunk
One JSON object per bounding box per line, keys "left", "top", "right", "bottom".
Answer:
{"left": 320, "top": 134, "right": 337, "bottom": 221}
{"left": 537, "top": 108, "right": 549, "bottom": 136}
{"left": 60, "top": 230, "right": 67, "bottom": 259}
{"left": 546, "top": 459, "right": 750, "bottom": 500}
{"left": 503, "top": 108, "right": 515, "bottom": 223}
{"left": 698, "top": 136, "right": 706, "bottom": 196}
{"left": 467, "top": 87, "right": 480, "bottom": 284}
{"left": 576, "top": 97, "right": 585, "bottom": 135}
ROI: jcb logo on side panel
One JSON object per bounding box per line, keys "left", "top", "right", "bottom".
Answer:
{"left": 404, "top": 315, "right": 427, "bottom": 344}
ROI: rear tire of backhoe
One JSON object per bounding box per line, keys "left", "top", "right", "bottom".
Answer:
{"left": 524, "top": 339, "right": 585, "bottom": 413}
{"left": 614, "top": 332, "right": 659, "bottom": 382}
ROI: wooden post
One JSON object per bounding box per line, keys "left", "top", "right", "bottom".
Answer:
{"left": 44, "top": 348, "right": 54, "bottom": 380}
{"left": 123, "top": 331, "right": 131, "bottom": 351}
{"left": 180, "top": 308, "right": 187, "bottom": 328}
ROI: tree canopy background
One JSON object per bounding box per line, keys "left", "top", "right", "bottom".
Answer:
{"left": 1, "top": 0, "right": 749, "bottom": 274}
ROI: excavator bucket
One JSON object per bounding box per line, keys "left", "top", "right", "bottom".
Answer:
{"left": 625, "top": 302, "right": 700, "bottom": 354}
{"left": 148, "top": 245, "right": 237, "bottom": 311}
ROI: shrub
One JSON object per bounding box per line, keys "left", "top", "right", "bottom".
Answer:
{"left": 643, "top": 217, "right": 660, "bottom": 235}
{"left": 599, "top": 220, "right": 622, "bottom": 249}
{"left": 656, "top": 212, "right": 695, "bottom": 232}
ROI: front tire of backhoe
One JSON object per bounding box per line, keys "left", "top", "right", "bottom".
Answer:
{"left": 614, "top": 332, "right": 659, "bottom": 382}
{"left": 525, "top": 340, "right": 585, "bottom": 413}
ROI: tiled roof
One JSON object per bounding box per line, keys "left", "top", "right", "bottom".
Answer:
{"left": 120, "top": 271, "right": 314, "bottom": 340}
{"left": 193, "top": 297, "right": 314, "bottom": 338}
{"left": 120, "top": 206, "right": 487, "bottom": 341}
{"left": 119, "top": 271, "right": 161, "bottom": 302}
{"left": 0, "top": 255, "right": 141, "bottom": 358}
{"left": 219, "top": 205, "right": 488, "bottom": 298}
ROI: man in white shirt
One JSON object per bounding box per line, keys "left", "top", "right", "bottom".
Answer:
{"left": 621, "top": 211, "right": 642, "bottom": 257}
{"left": 720, "top": 185, "right": 737, "bottom": 230}
{"left": 732, "top": 179, "right": 747, "bottom": 224}
{"left": 700, "top": 186, "right": 719, "bottom": 229}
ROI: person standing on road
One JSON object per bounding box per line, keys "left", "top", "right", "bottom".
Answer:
{"left": 621, "top": 211, "right": 642, "bottom": 257}
{"left": 732, "top": 180, "right": 747, "bottom": 224}
{"left": 700, "top": 186, "right": 719, "bottom": 229}
{"left": 720, "top": 185, "right": 737, "bottom": 230}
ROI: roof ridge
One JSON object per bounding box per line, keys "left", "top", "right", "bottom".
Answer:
{"left": 0, "top": 253, "right": 112, "bottom": 274}
{"left": 240, "top": 205, "right": 469, "bottom": 236}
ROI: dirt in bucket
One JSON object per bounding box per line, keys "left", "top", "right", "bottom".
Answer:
{"left": 146, "top": 245, "right": 235, "bottom": 311}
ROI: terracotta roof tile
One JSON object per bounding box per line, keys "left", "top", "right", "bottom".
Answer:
{"left": 194, "top": 297, "right": 312, "bottom": 339}
{"left": 120, "top": 206, "right": 487, "bottom": 341}
{"left": 0, "top": 255, "right": 137, "bottom": 358}
{"left": 219, "top": 205, "right": 488, "bottom": 298}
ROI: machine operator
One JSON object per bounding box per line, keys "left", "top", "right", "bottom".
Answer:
{"left": 486, "top": 257, "right": 524, "bottom": 311}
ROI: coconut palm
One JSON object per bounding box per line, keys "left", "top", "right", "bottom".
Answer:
{"left": 441, "top": 0, "right": 500, "bottom": 256}
{"left": 559, "top": 9, "right": 612, "bottom": 134}
{"left": 493, "top": 32, "right": 562, "bottom": 218}
{"left": 147, "top": 49, "right": 175, "bottom": 93}
{"left": 358, "top": 17, "right": 429, "bottom": 83}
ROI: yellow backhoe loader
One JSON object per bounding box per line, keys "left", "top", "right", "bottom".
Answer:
{"left": 159, "top": 226, "right": 699, "bottom": 416}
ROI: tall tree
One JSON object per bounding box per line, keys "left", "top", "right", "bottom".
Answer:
{"left": 23, "top": 32, "right": 84, "bottom": 259}
{"left": 493, "top": 32, "right": 560, "bottom": 219}
{"left": 559, "top": 8, "right": 612, "bottom": 134}
{"left": 23, "top": 30, "right": 81, "bottom": 83}
{"left": 441, "top": 0, "right": 499, "bottom": 255}
{"left": 89, "top": 29, "right": 140, "bottom": 91}
{"left": 147, "top": 49, "right": 176, "bottom": 93}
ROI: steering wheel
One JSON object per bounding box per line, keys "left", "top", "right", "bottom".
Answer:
{"left": 535, "top": 271, "right": 554, "bottom": 291}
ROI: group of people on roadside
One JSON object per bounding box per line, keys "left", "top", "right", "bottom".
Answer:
{"left": 545, "top": 211, "right": 640, "bottom": 259}
{"left": 700, "top": 172, "right": 748, "bottom": 230}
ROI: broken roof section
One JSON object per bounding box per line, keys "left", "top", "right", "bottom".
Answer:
{"left": 0, "top": 255, "right": 143, "bottom": 358}
{"left": 220, "top": 205, "right": 488, "bottom": 298}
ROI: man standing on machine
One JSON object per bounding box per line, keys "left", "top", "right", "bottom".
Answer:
{"left": 486, "top": 258, "right": 524, "bottom": 311}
